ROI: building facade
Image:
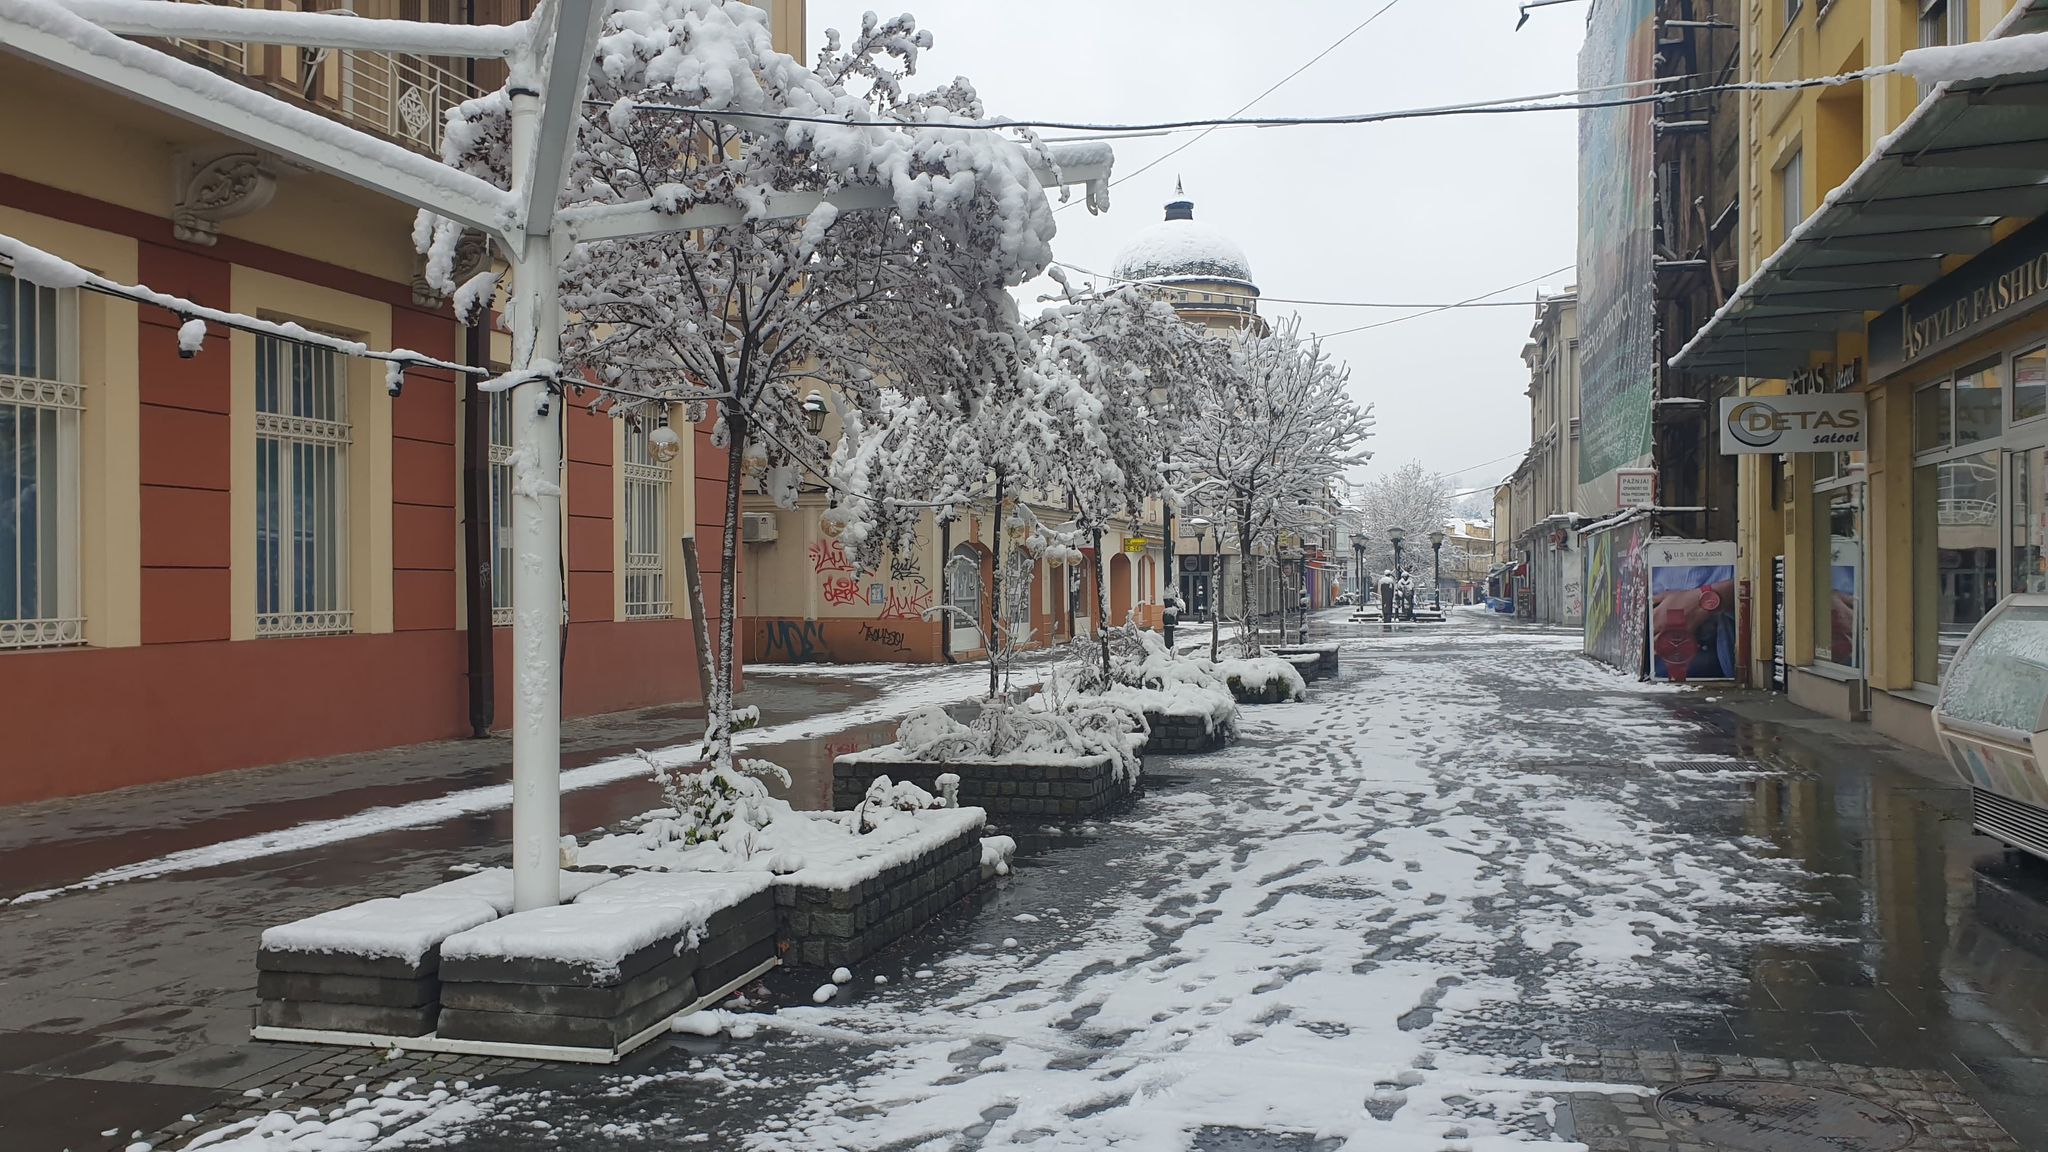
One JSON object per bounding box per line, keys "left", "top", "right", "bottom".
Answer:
{"left": 1510, "top": 289, "right": 1588, "bottom": 625}
{"left": 741, "top": 192, "right": 1279, "bottom": 665}
{"left": 1673, "top": 0, "right": 2048, "bottom": 746}
{"left": 0, "top": 2, "right": 808, "bottom": 803}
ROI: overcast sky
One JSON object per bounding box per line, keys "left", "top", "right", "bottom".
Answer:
{"left": 804, "top": 0, "right": 1586, "bottom": 501}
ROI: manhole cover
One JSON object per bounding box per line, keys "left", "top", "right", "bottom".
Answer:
{"left": 1656, "top": 1080, "right": 1916, "bottom": 1152}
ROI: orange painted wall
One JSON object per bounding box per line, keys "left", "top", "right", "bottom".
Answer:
{"left": 0, "top": 175, "right": 728, "bottom": 806}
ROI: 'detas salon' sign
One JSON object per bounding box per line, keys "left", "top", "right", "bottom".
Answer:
{"left": 1870, "top": 214, "right": 2048, "bottom": 379}
{"left": 1718, "top": 393, "right": 1866, "bottom": 454}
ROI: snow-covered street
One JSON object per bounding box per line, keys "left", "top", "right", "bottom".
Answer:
{"left": 18, "top": 614, "right": 2036, "bottom": 1151}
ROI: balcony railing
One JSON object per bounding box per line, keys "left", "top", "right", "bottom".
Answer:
{"left": 154, "top": 0, "right": 483, "bottom": 156}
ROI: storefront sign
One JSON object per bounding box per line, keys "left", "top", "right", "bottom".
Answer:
{"left": 1122, "top": 537, "right": 1147, "bottom": 554}
{"left": 1718, "top": 393, "right": 1866, "bottom": 454}
{"left": 1771, "top": 554, "right": 1787, "bottom": 691}
{"left": 1869, "top": 214, "right": 2048, "bottom": 379}
{"left": 1616, "top": 469, "right": 1655, "bottom": 507}
{"left": 1786, "top": 359, "right": 1863, "bottom": 395}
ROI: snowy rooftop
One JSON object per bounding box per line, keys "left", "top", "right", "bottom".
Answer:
{"left": 1111, "top": 199, "right": 1256, "bottom": 289}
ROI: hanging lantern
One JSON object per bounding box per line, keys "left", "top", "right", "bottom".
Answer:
{"left": 648, "top": 425, "right": 682, "bottom": 464}
{"left": 819, "top": 512, "right": 848, "bottom": 540}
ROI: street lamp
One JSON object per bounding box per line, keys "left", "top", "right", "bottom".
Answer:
{"left": 1187, "top": 516, "right": 1218, "bottom": 662}
{"left": 1428, "top": 529, "right": 1446, "bottom": 610}
{"left": 801, "top": 390, "right": 828, "bottom": 436}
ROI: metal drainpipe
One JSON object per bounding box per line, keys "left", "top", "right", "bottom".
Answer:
{"left": 457, "top": 0, "right": 492, "bottom": 739}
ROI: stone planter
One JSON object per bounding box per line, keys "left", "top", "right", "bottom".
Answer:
{"left": 254, "top": 819, "right": 1010, "bottom": 1061}
{"left": 774, "top": 817, "right": 989, "bottom": 968}
{"left": 1141, "top": 708, "right": 1236, "bottom": 754}
{"left": 832, "top": 749, "right": 1138, "bottom": 818}
{"left": 1272, "top": 643, "right": 1340, "bottom": 678}
{"left": 255, "top": 897, "right": 499, "bottom": 1038}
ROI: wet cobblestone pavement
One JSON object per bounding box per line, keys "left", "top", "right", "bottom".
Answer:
{"left": 3, "top": 613, "right": 2046, "bottom": 1150}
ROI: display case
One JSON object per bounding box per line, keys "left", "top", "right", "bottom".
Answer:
{"left": 1932, "top": 594, "right": 2048, "bottom": 861}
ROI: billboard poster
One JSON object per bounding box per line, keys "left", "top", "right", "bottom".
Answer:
{"left": 1824, "top": 535, "right": 1860, "bottom": 667}
{"left": 1576, "top": 0, "right": 1658, "bottom": 511}
{"left": 1583, "top": 519, "right": 1650, "bottom": 674}
{"left": 1647, "top": 540, "right": 1739, "bottom": 682}
{"left": 1772, "top": 554, "right": 1787, "bottom": 691}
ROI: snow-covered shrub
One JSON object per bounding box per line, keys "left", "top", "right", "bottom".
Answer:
{"left": 1059, "top": 625, "right": 1241, "bottom": 734}
{"left": 646, "top": 753, "right": 790, "bottom": 851}
{"left": 857, "top": 774, "right": 950, "bottom": 832}
{"left": 893, "top": 697, "right": 1144, "bottom": 782}
{"left": 1214, "top": 656, "right": 1308, "bottom": 704}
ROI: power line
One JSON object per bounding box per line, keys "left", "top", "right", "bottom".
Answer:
{"left": 1310, "top": 264, "right": 1574, "bottom": 339}
{"left": 1060, "top": 0, "right": 1408, "bottom": 211}
{"left": 621, "top": 66, "right": 1882, "bottom": 138}
{"left": 1050, "top": 259, "right": 1546, "bottom": 310}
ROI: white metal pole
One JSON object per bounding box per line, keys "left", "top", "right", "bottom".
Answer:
{"left": 508, "top": 86, "right": 562, "bottom": 913}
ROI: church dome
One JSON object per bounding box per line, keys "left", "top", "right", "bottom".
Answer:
{"left": 1111, "top": 197, "right": 1256, "bottom": 291}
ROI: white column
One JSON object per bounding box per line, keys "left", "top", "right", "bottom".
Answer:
{"left": 508, "top": 87, "right": 563, "bottom": 913}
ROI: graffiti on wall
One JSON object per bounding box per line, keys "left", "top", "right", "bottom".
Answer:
{"left": 879, "top": 584, "right": 935, "bottom": 620}
{"left": 822, "top": 575, "right": 862, "bottom": 606}
{"left": 808, "top": 539, "right": 854, "bottom": 574}
{"left": 860, "top": 622, "right": 910, "bottom": 655}
{"left": 759, "top": 618, "right": 831, "bottom": 662}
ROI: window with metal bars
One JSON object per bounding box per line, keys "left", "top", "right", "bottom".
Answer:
{"left": 0, "top": 271, "right": 81, "bottom": 650}
{"left": 622, "top": 421, "right": 671, "bottom": 619}
{"left": 487, "top": 387, "right": 513, "bottom": 626}
{"left": 255, "top": 335, "right": 351, "bottom": 637}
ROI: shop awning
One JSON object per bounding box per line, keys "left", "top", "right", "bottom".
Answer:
{"left": 1671, "top": 0, "right": 2048, "bottom": 379}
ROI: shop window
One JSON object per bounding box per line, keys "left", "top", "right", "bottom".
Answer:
{"left": 1812, "top": 485, "right": 1860, "bottom": 668}
{"left": 255, "top": 336, "right": 350, "bottom": 638}
{"left": 2014, "top": 345, "right": 2047, "bottom": 423}
{"left": 0, "top": 271, "right": 81, "bottom": 650}
{"left": 1954, "top": 359, "right": 2002, "bottom": 445}
{"left": 1914, "top": 451, "right": 2000, "bottom": 683}
{"left": 1915, "top": 377, "right": 1953, "bottom": 452}
{"left": 2011, "top": 446, "right": 2048, "bottom": 595}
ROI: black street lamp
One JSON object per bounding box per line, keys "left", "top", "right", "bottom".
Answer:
{"left": 1428, "top": 529, "right": 1446, "bottom": 610}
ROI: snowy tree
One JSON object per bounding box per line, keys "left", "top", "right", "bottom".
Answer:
{"left": 1355, "top": 460, "right": 1459, "bottom": 580}
{"left": 1176, "top": 317, "right": 1373, "bottom": 653}
{"left": 417, "top": 0, "right": 1067, "bottom": 772}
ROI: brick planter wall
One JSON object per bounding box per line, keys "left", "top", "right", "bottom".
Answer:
{"left": 774, "top": 821, "right": 990, "bottom": 969}
{"left": 832, "top": 752, "right": 1137, "bottom": 817}
{"left": 1142, "top": 710, "right": 1234, "bottom": 754}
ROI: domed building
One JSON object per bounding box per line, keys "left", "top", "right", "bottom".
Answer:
{"left": 1110, "top": 190, "right": 1265, "bottom": 333}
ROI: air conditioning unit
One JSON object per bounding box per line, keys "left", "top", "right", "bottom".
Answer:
{"left": 741, "top": 512, "right": 779, "bottom": 543}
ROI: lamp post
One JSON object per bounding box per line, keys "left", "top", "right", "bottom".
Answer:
{"left": 1428, "top": 529, "right": 1446, "bottom": 611}
{"left": 1188, "top": 517, "right": 1217, "bottom": 662}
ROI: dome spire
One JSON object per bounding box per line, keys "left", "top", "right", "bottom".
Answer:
{"left": 1164, "top": 178, "right": 1194, "bottom": 222}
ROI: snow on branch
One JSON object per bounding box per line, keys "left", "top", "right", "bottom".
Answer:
{"left": 0, "top": 233, "right": 487, "bottom": 386}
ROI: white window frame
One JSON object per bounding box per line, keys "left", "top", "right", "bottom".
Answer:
{"left": 1778, "top": 147, "right": 1805, "bottom": 245}
{"left": 622, "top": 420, "right": 671, "bottom": 619}
{"left": 0, "top": 270, "right": 82, "bottom": 650}
{"left": 487, "top": 386, "right": 514, "bottom": 626}
{"left": 255, "top": 334, "right": 352, "bottom": 637}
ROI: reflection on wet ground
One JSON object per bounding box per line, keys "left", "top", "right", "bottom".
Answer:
{"left": 1, "top": 616, "right": 2046, "bottom": 1150}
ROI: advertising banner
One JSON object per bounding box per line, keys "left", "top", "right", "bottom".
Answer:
{"left": 1718, "top": 394, "right": 1867, "bottom": 454}
{"left": 1583, "top": 518, "right": 1651, "bottom": 674}
{"left": 1646, "top": 540, "right": 1739, "bottom": 682}
{"left": 1576, "top": 0, "right": 1658, "bottom": 511}
{"left": 1772, "top": 554, "right": 1787, "bottom": 691}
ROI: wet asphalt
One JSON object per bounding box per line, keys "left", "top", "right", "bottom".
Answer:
{"left": 0, "top": 612, "right": 2044, "bottom": 1151}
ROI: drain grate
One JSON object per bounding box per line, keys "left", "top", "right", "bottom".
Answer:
{"left": 1656, "top": 1079, "right": 1916, "bottom": 1152}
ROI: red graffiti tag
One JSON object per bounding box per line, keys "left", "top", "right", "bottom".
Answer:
{"left": 821, "top": 575, "right": 862, "bottom": 606}
{"left": 879, "top": 584, "right": 934, "bottom": 620}
{"left": 808, "top": 539, "right": 853, "bottom": 574}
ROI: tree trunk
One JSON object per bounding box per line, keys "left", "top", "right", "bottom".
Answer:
{"left": 988, "top": 473, "right": 1004, "bottom": 700}
{"left": 710, "top": 404, "right": 748, "bottom": 772}
{"left": 1236, "top": 495, "right": 1255, "bottom": 654}
{"left": 1092, "top": 526, "right": 1110, "bottom": 683}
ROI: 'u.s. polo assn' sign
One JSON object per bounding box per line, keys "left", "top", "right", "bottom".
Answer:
{"left": 1717, "top": 394, "right": 1866, "bottom": 454}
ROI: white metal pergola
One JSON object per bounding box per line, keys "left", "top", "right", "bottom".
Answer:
{"left": 0, "top": 0, "right": 1111, "bottom": 912}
